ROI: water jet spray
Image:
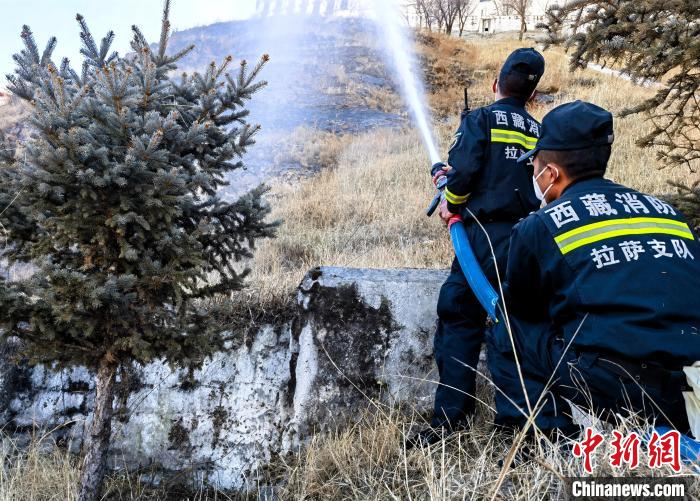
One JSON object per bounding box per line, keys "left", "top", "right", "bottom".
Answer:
{"left": 371, "top": 2, "right": 499, "bottom": 321}
{"left": 371, "top": 0, "right": 439, "bottom": 164}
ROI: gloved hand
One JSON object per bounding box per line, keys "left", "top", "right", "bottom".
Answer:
{"left": 438, "top": 199, "right": 455, "bottom": 225}
{"left": 430, "top": 161, "right": 447, "bottom": 177}
{"left": 432, "top": 164, "right": 452, "bottom": 187}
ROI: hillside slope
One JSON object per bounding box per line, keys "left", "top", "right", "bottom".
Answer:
{"left": 164, "top": 16, "right": 404, "bottom": 196}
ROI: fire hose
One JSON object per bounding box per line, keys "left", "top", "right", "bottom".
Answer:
{"left": 427, "top": 162, "right": 500, "bottom": 323}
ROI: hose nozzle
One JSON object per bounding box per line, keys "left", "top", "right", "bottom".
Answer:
{"left": 430, "top": 161, "right": 447, "bottom": 178}
{"left": 426, "top": 161, "right": 448, "bottom": 217}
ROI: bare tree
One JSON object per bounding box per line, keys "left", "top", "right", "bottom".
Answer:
{"left": 499, "top": 0, "right": 532, "bottom": 40}
{"left": 413, "top": 0, "right": 436, "bottom": 31}
{"left": 435, "top": 0, "right": 460, "bottom": 35}
{"left": 434, "top": 2, "right": 445, "bottom": 32}
{"left": 409, "top": 2, "right": 420, "bottom": 29}
{"left": 414, "top": 0, "right": 474, "bottom": 36}
{"left": 456, "top": 0, "right": 476, "bottom": 36}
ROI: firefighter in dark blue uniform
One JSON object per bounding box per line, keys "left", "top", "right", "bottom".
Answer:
{"left": 487, "top": 101, "right": 700, "bottom": 433}
{"left": 412, "top": 49, "right": 546, "bottom": 445}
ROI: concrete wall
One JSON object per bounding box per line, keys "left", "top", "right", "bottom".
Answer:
{"left": 0, "top": 266, "right": 447, "bottom": 490}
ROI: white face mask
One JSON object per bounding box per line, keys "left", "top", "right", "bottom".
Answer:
{"left": 532, "top": 165, "right": 558, "bottom": 206}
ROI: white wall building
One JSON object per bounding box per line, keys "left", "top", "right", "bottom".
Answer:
{"left": 400, "top": 0, "right": 551, "bottom": 35}
{"left": 254, "top": 0, "right": 551, "bottom": 36}
{"left": 403, "top": 0, "right": 550, "bottom": 34}
{"left": 465, "top": 0, "right": 550, "bottom": 34}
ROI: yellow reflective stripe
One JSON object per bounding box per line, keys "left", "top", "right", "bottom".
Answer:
{"left": 491, "top": 128, "right": 538, "bottom": 142}
{"left": 555, "top": 217, "right": 690, "bottom": 243}
{"left": 444, "top": 187, "right": 469, "bottom": 205}
{"left": 559, "top": 228, "right": 694, "bottom": 254}
{"left": 554, "top": 217, "right": 695, "bottom": 255}
{"left": 492, "top": 136, "right": 537, "bottom": 149}
{"left": 490, "top": 128, "right": 538, "bottom": 149}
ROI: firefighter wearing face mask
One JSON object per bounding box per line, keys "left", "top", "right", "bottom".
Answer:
{"left": 410, "top": 49, "right": 546, "bottom": 447}
{"left": 487, "top": 101, "right": 700, "bottom": 434}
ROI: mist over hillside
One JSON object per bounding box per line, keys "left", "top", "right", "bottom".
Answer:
{"left": 164, "top": 15, "right": 406, "bottom": 195}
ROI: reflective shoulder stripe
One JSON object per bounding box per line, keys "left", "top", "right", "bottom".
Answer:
{"left": 490, "top": 128, "right": 538, "bottom": 149}
{"left": 554, "top": 217, "right": 689, "bottom": 242}
{"left": 491, "top": 128, "right": 537, "bottom": 142}
{"left": 554, "top": 217, "right": 695, "bottom": 254}
{"left": 492, "top": 136, "right": 536, "bottom": 150}
{"left": 444, "top": 187, "right": 469, "bottom": 205}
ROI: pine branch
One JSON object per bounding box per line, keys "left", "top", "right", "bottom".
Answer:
{"left": 21, "top": 25, "right": 40, "bottom": 65}
{"left": 542, "top": 0, "right": 700, "bottom": 171}
{"left": 158, "top": 0, "right": 172, "bottom": 60}
{"left": 130, "top": 25, "right": 149, "bottom": 52}
{"left": 40, "top": 37, "right": 57, "bottom": 66}
{"left": 167, "top": 44, "right": 196, "bottom": 64}
{"left": 99, "top": 31, "right": 117, "bottom": 65}
{"left": 76, "top": 14, "right": 101, "bottom": 66}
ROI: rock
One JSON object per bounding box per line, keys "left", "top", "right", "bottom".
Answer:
{"left": 0, "top": 266, "right": 447, "bottom": 490}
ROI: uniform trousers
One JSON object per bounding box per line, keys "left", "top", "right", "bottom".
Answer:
{"left": 432, "top": 221, "right": 512, "bottom": 428}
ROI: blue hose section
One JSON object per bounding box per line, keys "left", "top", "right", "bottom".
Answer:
{"left": 449, "top": 220, "right": 500, "bottom": 322}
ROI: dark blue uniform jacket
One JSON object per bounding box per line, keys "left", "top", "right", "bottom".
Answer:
{"left": 502, "top": 177, "right": 700, "bottom": 366}
{"left": 445, "top": 96, "right": 540, "bottom": 221}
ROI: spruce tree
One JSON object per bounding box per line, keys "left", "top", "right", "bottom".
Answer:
{"left": 540, "top": 1, "right": 700, "bottom": 226}
{"left": 0, "top": 2, "right": 276, "bottom": 499}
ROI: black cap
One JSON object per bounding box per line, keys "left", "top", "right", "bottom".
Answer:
{"left": 499, "top": 48, "right": 545, "bottom": 85}
{"left": 517, "top": 100, "right": 614, "bottom": 163}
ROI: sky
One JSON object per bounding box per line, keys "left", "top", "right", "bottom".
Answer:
{"left": 0, "top": 0, "right": 256, "bottom": 83}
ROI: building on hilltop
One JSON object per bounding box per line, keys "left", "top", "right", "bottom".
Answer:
{"left": 254, "top": 0, "right": 550, "bottom": 36}
{"left": 469, "top": 0, "right": 549, "bottom": 34}
{"left": 404, "top": 0, "right": 550, "bottom": 35}
{"left": 255, "top": 0, "right": 369, "bottom": 17}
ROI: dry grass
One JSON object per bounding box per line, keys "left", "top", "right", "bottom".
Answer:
{"left": 273, "top": 126, "right": 355, "bottom": 171}
{"left": 324, "top": 64, "right": 403, "bottom": 113}
{"left": 243, "top": 126, "right": 454, "bottom": 308}
{"left": 0, "top": 431, "right": 243, "bottom": 500}
{"left": 274, "top": 404, "right": 700, "bottom": 500}
{"left": 0, "top": 432, "right": 78, "bottom": 501}
{"left": 348, "top": 82, "right": 404, "bottom": 114}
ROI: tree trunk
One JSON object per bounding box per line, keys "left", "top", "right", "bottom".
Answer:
{"left": 519, "top": 17, "right": 526, "bottom": 40}
{"left": 77, "top": 354, "right": 118, "bottom": 501}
